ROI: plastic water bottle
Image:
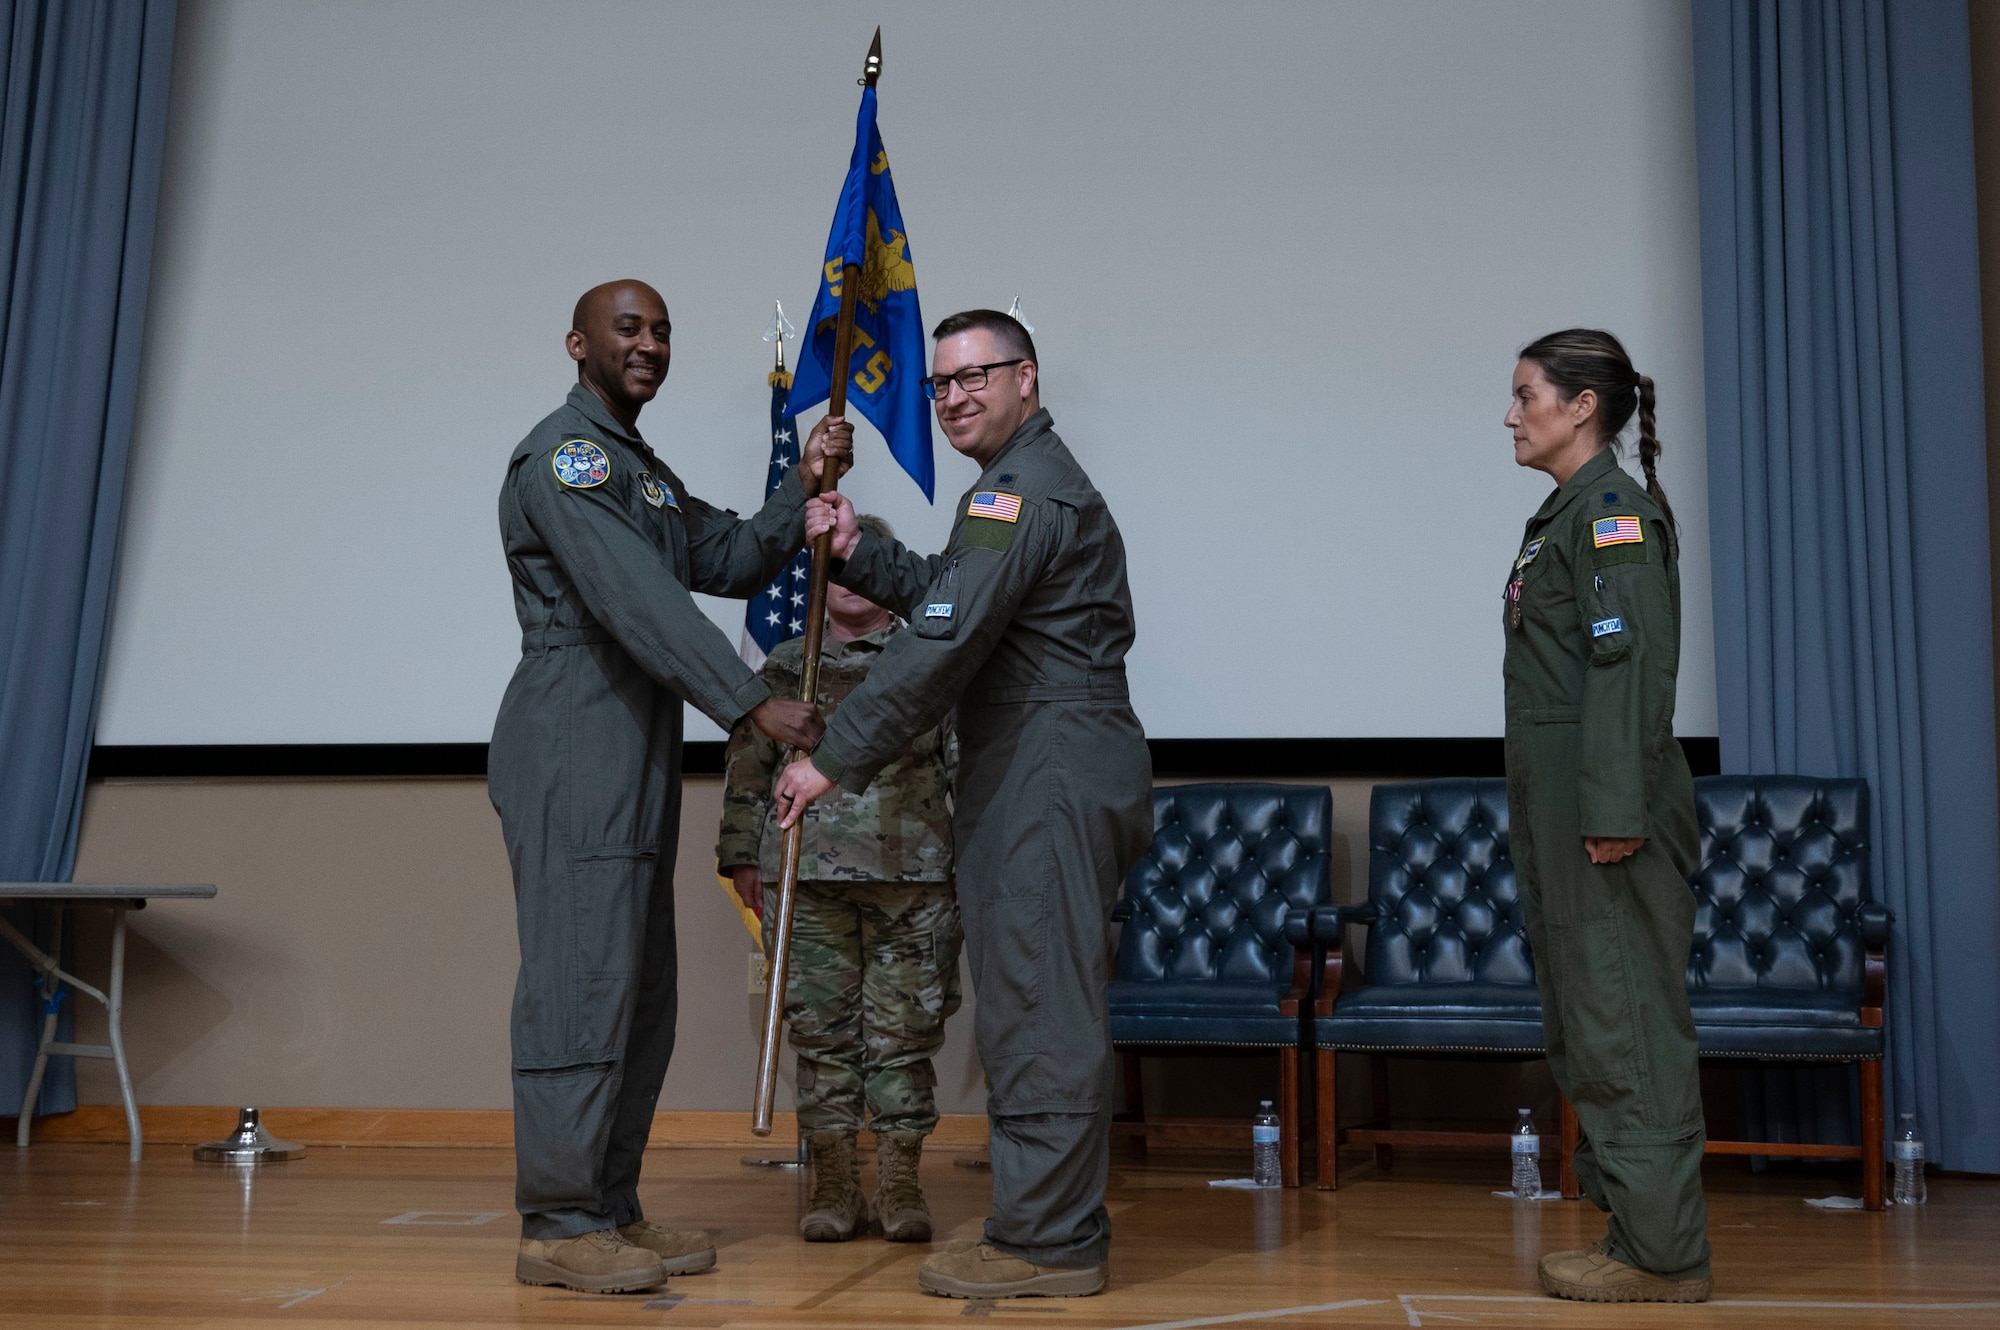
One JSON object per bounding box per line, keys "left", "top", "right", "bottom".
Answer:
{"left": 1251, "top": 1101, "right": 1282, "bottom": 1187}
{"left": 1511, "top": 1108, "right": 1542, "bottom": 1199}
{"left": 1893, "top": 1113, "right": 1927, "bottom": 1206}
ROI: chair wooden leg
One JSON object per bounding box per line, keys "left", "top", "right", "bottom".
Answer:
{"left": 1279, "top": 1046, "right": 1300, "bottom": 1188}
{"left": 1860, "top": 1058, "right": 1885, "bottom": 1212}
{"left": 1120, "top": 1050, "right": 1147, "bottom": 1161}
{"left": 1558, "top": 1094, "right": 1580, "bottom": 1199}
{"left": 1315, "top": 1048, "right": 1339, "bottom": 1190}
{"left": 1371, "top": 1053, "right": 1394, "bottom": 1172}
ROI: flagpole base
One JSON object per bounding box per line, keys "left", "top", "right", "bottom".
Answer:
{"left": 194, "top": 1107, "right": 305, "bottom": 1163}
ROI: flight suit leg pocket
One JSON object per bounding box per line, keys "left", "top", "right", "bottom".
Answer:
{"left": 1545, "top": 914, "right": 1642, "bottom": 1095}
{"left": 974, "top": 892, "right": 1047, "bottom": 1062}
{"left": 565, "top": 846, "right": 656, "bottom": 1057}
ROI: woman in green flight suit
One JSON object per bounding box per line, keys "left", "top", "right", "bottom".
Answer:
{"left": 1501, "top": 329, "right": 1712, "bottom": 1304}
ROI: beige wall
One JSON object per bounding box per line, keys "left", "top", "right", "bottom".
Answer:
{"left": 63, "top": 775, "right": 995, "bottom": 1113}
{"left": 61, "top": 773, "right": 1389, "bottom": 1117}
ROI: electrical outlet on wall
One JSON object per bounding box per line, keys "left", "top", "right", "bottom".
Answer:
{"left": 748, "top": 951, "right": 768, "bottom": 995}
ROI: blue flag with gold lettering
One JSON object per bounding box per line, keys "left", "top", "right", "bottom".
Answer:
{"left": 787, "top": 84, "right": 934, "bottom": 501}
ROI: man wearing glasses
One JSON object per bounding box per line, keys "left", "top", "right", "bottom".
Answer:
{"left": 772, "top": 309, "right": 1153, "bottom": 1300}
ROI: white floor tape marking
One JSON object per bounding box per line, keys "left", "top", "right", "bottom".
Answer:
{"left": 1397, "top": 1293, "right": 2000, "bottom": 1326}
{"left": 224, "top": 1278, "right": 347, "bottom": 1311}
{"left": 1112, "top": 1300, "right": 1388, "bottom": 1329}
{"left": 379, "top": 1210, "right": 506, "bottom": 1226}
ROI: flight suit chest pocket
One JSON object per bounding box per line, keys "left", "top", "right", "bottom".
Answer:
{"left": 916, "top": 557, "right": 962, "bottom": 640}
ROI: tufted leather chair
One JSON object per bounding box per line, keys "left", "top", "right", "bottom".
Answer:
{"left": 1330, "top": 779, "right": 1541, "bottom": 1051}
{"left": 1298, "top": 779, "right": 1545, "bottom": 1189}
{"left": 1673, "top": 775, "right": 1891, "bottom": 1207}
{"left": 1300, "top": 774, "right": 1891, "bottom": 1204}
{"left": 1687, "top": 776, "right": 1886, "bottom": 1060}
{"left": 1108, "top": 783, "right": 1334, "bottom": 1187}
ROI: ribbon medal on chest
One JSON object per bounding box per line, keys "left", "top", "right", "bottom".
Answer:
{"left": 1506, "top": 537, "right": 1545, "bottom": 629}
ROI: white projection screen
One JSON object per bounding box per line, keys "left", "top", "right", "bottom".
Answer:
{"left": 97, "top": 0, "right": 1716, "bottom": 746}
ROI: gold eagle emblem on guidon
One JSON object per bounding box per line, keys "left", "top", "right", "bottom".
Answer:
{"left": 856, "top": 208, "right": 916, "bottom": 314}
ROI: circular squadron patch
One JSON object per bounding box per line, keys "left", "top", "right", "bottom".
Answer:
{"left": 552, "top": 439, "right": 610, "bottom": 488}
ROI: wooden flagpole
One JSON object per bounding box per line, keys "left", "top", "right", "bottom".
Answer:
{"left": 753, "top": 28, "right": 883, "bottom": 1137}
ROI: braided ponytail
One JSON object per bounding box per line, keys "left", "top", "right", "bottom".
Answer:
{"left": 1634, "top": 374, "right": 1676, "bottom": 530}
{"left": 1518, "top": 328, "right": 1677, "bottom": 531}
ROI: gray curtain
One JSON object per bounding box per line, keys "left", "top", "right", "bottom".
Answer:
{"left": 0, "top": 0, "right": 176, "bottom": 1117}
{"left": 1694, "top": 0, "right": 2000, "bottom": 1173}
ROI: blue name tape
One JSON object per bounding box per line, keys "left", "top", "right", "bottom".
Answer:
{"left": 924, "top": 603, "right": 954, "bottom": 619}
{"left": 1591, "top": 617, "right": 1625, "bottom": 638}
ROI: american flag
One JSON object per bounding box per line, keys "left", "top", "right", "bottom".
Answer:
{"left": 967, "top": 491, "right": 1022, "bottom": 523}
{"left": 740, "top": 369, "right": 812, "bottom": 669}
{"left": 1592, "top": 516, "right": 1643, "bottom": 548}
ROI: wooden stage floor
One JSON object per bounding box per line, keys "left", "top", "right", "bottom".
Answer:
{"left": 4, "top": 1143, "right": 1997, "bottom": 1328}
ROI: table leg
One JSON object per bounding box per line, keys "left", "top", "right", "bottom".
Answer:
{"left": 107, "top": 906, "right": 141, "bottom": 1163}
{"left": 14, "top": 908, "right": 62, "bottom": 1148}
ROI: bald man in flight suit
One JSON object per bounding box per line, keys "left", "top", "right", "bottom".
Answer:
{"left": 492, "top": 280, "right": 850, "bottom": 1294}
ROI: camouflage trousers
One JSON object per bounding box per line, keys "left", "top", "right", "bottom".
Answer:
{"left": 763, "top": 879, "right": 963, "bottom": 1135}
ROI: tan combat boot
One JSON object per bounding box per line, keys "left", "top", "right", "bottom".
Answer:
{"left": 515, "top": 1229, "right": 666, "bottom": 1293}
{"left": 1538, "top": 1244, "right": 1712, "bottom": 1303}
{"left": 800, "top": 1130, "right": 873, "bottom": 1242}
{"left": 917, "top": 1242, "right": 1106, "bottom": 1299}
{"left": 618, "top": 1221, "right": 717, "bottom": 1275}
{"left": 873, "top": 1131, "right": 933, "bottom": 1242}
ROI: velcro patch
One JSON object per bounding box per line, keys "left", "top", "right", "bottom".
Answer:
{"left": 958, "top": 517, "right": 1015, "bottom": 553}
{"left": 553, "top": 439, "right": 610, "bottom": 489}
{"left": 639, "top": 470, "right": 674, "bottom": 509}
{"left": 1593, "top": 516, "right": 1643, "bottom": 548}
{"left": 924, "top": 603, "right": 954, "bottom": 619}
{"left": 1591, "top": 618, "right": 1625, "bottom": 638}
{"left": 967, "top": 491, "right": 1022, "bottom": 523}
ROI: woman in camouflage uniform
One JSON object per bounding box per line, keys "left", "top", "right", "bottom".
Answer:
{"left": 719, "top": 515, "right": 962, "bottom": 1244}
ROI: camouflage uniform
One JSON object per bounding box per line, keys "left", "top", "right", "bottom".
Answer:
{"left": 718, "top": 625, "right": 962, "bottom": 1135}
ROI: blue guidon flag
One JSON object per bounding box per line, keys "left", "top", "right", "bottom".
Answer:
{"left": 786, "top": 81, "right": 935, "bottom": 501}
{"left": 740, "top": 369, "right": 812, "bottom": 669}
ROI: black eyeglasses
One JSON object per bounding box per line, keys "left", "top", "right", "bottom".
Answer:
{"left": 920, "top": 359, "right": 1026, "bottom": 400}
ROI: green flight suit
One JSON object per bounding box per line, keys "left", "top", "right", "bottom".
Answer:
{"left": 809, "top": 409, "right": 1154, "bottom": 1270}
{"left": 1502, "top": 447, "right": 1711, "bottom": 1281}
{"left": 490, "top": 383, "right": 805, "bottom": 1240}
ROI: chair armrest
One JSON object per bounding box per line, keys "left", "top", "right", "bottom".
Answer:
{"left": 1288, "top": 903, "right": 1378, "bottom": 944}
{"left": 1313, "top": 902, "right": 1377, "bottom": 940}
{"left": 1110, "top": 898, "right": 1134, "bottom": 924}
{"left": 1856, "top": 901, "right": 1893, "bottom": 950}
{"left": 1857, "top": 901, "right": 1892, "bottom": 1024}
{"left": 1284, "top": 904, "right": 1373, "bottom": 1016}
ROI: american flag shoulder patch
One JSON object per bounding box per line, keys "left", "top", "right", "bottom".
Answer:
{"left": 967, "top": 491, "right": 1023, "bottom": 523}
{"left": 1592, "top": 516, "right": 1644, "bottom": 548}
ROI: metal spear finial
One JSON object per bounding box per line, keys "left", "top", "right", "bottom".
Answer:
{"left": 763, "top": 300, "right": 795, "bottom": 373}
{"left": 861, "top": 27, "right": 882, "bottom": 87}
{"left": 1007, "top": 295, "right": 1035, "bottom": 334}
